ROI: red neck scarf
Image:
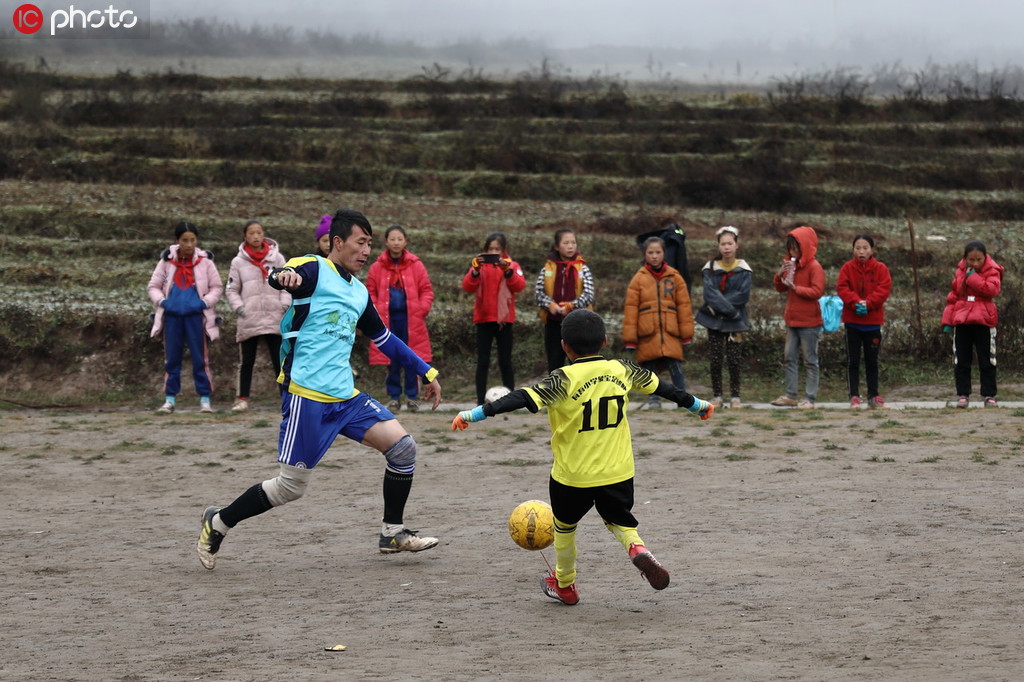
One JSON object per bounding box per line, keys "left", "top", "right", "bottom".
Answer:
{"left": 243, "top": 241, "right": 270, "bottom": 278}
{"left": 172, "top": 252, "right": 202, "bottom": 289}
{"left": 644, "top": 262, "right": 667, "bottom": 280}
{"left": 387, "top": 251, "right": 406, "bottom": 289}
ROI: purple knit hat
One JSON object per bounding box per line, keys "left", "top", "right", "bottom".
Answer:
{"left": 315, "top": 214, "right": 332, "bottom": 240}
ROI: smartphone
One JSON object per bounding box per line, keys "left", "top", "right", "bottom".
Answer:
{"left": 480, "top": 253, "right": 500, "bottom": 264}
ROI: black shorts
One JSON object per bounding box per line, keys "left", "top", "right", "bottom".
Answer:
{"left": 549, "top": 476, "right": 638, "bottom": 528}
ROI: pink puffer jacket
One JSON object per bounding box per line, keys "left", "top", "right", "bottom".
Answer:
{"left": 226, "top": 238, "right": 291, "bottom": 342}
{"left": 147, "top": 244, "right": 223, "bottom": 341}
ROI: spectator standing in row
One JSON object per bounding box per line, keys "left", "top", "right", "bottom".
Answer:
{"left": 226, "top": 220, "right": 290, "bottom": 412}
{"left": 534, "top": 228, "right": 595, "bottom": 372}
{"left": 366, "top": 225, "right": 435, "bottom": 412}
{"left": 695, "top": 226, "right": 752, "bottom": 409}
{"left": 836, "top": 234, "right": 892, "bottom": 409}
{"left": 941, "top": 240, "right": 1003, "bottom": 408}
{"left": 147, "top": 221, "right": 223, "bottom": 413}
{"left": 461, "top": 232, "right": 527, "bottom": 406}
{"left": 622, "top": 236, "right": 694, "bottom": 411}
{"left": 771, "top": 226, "right": 825, "bottom": 409}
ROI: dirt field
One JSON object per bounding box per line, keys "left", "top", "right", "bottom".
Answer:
{"left": 3, "top": 401, "right": 1023, "bottom": 681}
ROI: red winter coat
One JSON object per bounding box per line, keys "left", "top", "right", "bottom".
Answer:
{"left": 941, "top": 254, "right": 1003, "bottom": 327}
{"left": 366, "top": 249, "right": 435, "bottom": 364}
{"left": 836, "top": 256, "right": 892, "bottom": 326}
{"left": 772, "top": 226, "right": 825, "bottom": 328}
{"left": 461, "top": 257, "right": 527, "bottom": 324}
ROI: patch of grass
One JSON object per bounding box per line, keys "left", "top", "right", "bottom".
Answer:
{"left": 867, "top": 455, "right": 896, "bottom": 463}
{"left": 781, "top": 430, "right": 797, "bottom": 437}
{"left": 724, "top": 453, "right": 754, "bottom": 461}
{"left": 879, "top": 438, "right": 901, "bottom": 444}
{"left": 232, "top": 437, "right": 256, "bottom": 446}
{"left": 878, "top": 419, "right": 903, "bottom": 429}
{"left": 819, "top": 455, "right": 836, "bottom": 460}
{"left": 251, "top": 419, "right": 272, "bottom": 428}
{"left": 739, "top": 442, "right": 757, "bottom": 450}
{"left": 918, "top": 455, "right": 942, "bottom": 463}
{"left": 751, "top": 422, "right": 775, "bottom": 431}
{"left": 710, "top": 427, "right": 733, "bottom": 437}
{"left": 512, "top": 433, "right": 533, "bottom": 443}
{"left": 785, "top": 447, "right": 800, "bottom": 453}
{"left": 193, "top": 461, "right": 221, "bottom": 467}
{"left": 823, "top": 441, "right": 846, "bottom": 451}
{"left": 161, "top": 445, "right": 181, "bottom": 456}
{"left": 636, "top": 448, "right": 653, "bottom": 458}
{"left": 776, "top": 467, "right": 798, "bottom": 473}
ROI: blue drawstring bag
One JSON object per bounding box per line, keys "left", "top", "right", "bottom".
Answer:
{"left": 819, "top": 295, "right": 843, "bottom": 333}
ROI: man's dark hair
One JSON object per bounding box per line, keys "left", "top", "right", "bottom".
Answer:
{"left": 329, "top": 208, "right": 373, "bottom": 243}
{"left": 561, "top": 309, "right": 606, "bottom": 356}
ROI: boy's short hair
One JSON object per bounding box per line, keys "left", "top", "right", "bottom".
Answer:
{"left": 561, "top": 309, "right": 606, "bottom": 356}
{"left": 330, "top": 208, "right": 373, "bottom": 243}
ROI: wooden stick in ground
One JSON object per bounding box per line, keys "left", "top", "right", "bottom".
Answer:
{"left": 906, "top": 216, "right": 924, "bottom": 345}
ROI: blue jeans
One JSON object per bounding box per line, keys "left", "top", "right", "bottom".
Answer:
{"left": 641, "top": 358, "right": 685, "bottom": 404}
{"left": 784, "top": 326, "right": 822, "bottom": 402}
{"left": 385, "top": 310, "right": 418, "bottom": 400}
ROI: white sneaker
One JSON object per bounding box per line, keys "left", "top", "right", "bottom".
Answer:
{"left": 711, "top": 396, "right": 724, "bottom": 409}
{"left": 199, "top": 399, "right": 213, "bottom": 413}
{"left": 730, "top": 397, "right": 742, "bottom": 409}
{"left": 231, "top": 399, "right": 249, "bottom": 412}
{"left": 379, "top": 529, "right": 439, "bottom": 553}
{"left": 156, "top": 401, "right": 174, "bottom": 414}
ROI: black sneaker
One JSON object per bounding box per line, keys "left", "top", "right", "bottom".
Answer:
{"left": 197, "top": 506, "right": 225, "bottom": 570}
{"left": 379, "top": 528, "right": 438, "bottom": 554}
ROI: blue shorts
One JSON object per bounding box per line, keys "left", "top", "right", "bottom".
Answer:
{"left": 277, "top": 392, "right": 395, "bottom": 469}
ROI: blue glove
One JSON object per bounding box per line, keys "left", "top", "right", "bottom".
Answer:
{"left": 943, "top": 324, "right": 953, "bottom": 333}
{"left": 855, "top": 303, "right": 868, "bottom": 316}
{"left": 686, "top": 398, "right": 714, "bottom": 421}
{"left": 966, "top": 269, "right": 975, "bottom": 277}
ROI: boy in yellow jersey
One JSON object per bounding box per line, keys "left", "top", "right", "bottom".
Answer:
{"left": 452, "top": 309, "right": 713, "bottom": 605}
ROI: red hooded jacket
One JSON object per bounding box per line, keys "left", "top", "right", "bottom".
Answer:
{"left": 772, "top": 226, "right": 825, "bottom": 327}
{"left": 836, "top": 256, "right": 892, "bottom": 326}
{"left": 941, "top": 254, "right": 1003, "bottom": 327}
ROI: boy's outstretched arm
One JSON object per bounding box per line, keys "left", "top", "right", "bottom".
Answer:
{"left": 451, "top": 389, "right": 537, "bottom": 430}
{"left": 652, "top": 383, "right": 715, "bottom": 421}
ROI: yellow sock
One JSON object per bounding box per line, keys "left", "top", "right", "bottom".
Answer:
{"left": 605, "top": 522, "right": 643, "bottom": 553}
{"left": 553, "top": 517, "right": 578, "bottom": 587}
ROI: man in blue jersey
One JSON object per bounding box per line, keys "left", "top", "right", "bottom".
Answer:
{"left": 197, "top": 208, "right": 442, "bottom": 569}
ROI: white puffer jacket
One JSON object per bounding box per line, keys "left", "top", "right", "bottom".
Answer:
{"left": 226, "top": 238, "right": 291, "bottom": 342}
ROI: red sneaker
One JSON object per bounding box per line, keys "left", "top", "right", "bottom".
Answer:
{"left": 541, "top": 571, "right": 579, "bottom": 605}
{"left": 868, "top": 395, "right": 888, "bottom": 409}
{"left": 629, "top": 544, "right": 670, "bottom": 590}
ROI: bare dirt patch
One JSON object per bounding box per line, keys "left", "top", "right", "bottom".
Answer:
{"left": 2, "top": 404, "right": 1023, "bottom": 681}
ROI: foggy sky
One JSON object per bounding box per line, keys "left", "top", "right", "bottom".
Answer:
{"left": 157, "top": 0, "right": 1024, "bottom": 61}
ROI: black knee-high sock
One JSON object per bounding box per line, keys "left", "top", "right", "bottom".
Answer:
{"left": 382, "top": 470, "right": 414, "bottom": 525}
{"left": 218, "top": 483, "right": 273, "bottom": 528}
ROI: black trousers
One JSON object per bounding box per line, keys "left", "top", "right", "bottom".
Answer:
{"left": 475, "top": 322, "right": 515, "bottom": 405}
{"left": 953, "top": 324, "right": 996, "bottom": 397}
{"left": 844, "top": 326, "right": 882, "bottom": 399}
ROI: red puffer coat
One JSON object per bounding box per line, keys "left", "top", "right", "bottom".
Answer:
{"left": 366, "top": 249, "right": 435, "bottom": 364}
{"left": 941, "top": 254, "right": 1003, "bottom": 327}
